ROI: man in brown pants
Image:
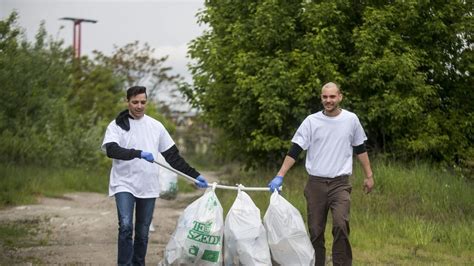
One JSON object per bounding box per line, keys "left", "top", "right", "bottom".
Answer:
{"left": 268, "top": 82, "right": 374, "bottom": 266}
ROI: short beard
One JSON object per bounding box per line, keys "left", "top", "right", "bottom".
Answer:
{"left": 324, "top": 104, "right": 338, "bottom": 112}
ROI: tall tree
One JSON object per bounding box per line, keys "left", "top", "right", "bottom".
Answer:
{"left": 186, "top": 0, "right": 473, "bottom": 169}
{"left": 349, "top": 0, "right": 473, "bottom": 165}
{"left": 0, "top": 12, "right": 181, "bottom": 168}
{"left": 94, "top": 41, "right": 181, "bottom": 101}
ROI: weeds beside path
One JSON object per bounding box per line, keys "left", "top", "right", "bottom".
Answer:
{"left": 0, "top": 171, "right": 219, "bottom": 264}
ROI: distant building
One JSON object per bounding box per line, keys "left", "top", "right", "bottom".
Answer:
{"left": 167, "top": 108, "right": 211, "bottom": 155}
{"left": 169, "top": 109, "right": 198, "bottom": 128}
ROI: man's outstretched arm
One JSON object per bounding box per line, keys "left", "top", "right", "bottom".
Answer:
{"left": 356, "top": 152, "right": 374, "bottom": 193}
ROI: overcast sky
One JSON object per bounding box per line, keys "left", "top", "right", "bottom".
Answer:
{"left": 0, "top": 0, "right": 206, "bottom": 84}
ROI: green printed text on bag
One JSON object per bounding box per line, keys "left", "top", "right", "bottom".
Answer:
{"left": 162, "top": 188, "right": 224, "bottom": 265}
{"left": 187, "top": 221, "right": 221, "bottom": 245}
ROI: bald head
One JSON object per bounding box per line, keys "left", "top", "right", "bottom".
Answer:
{"left": 321, "top": 82, "right": 341, "bottom": 94}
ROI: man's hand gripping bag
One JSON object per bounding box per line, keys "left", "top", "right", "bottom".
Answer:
{"left": 224, "top": 188, "right": 271, "bottom": 266}
{"left": 263, "top": 191, "right": 315, "bottom": 266}
{"left": 161, "top": 184, "right": 223, "bottom": 265}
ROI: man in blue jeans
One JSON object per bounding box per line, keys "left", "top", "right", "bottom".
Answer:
{"left": 101, "top": 86, "right": 208, "bottom": 265}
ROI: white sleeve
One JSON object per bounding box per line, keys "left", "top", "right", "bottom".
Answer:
{"left": 291, "top": 117, "right": 311, "bottom": 150}
{"left": 101, "top": 122, "right": 121, "bottom": 152}
{"left": 157, "top": 124, "right": 175, "bottom": 153}
{"left": 352, "top": 116, "right": 367, "bottom": 146}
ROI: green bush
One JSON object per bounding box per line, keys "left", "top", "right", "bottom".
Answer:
{"left": 185, "top": 0, "right": 473, "bottom": 171}
{"left": 0, "top": 12, "right": 179, "bottom": 170}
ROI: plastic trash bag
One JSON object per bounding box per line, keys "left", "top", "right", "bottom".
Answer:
{"left": 263, "top": 191, "right": 315, "bottom": 266}
{"left": 224, "top": 187, "right": 271, "bottom": 266}
{"left": 157, "top": 154, "right": 178, "bottom": 200}
{"left": 161, "top": 184, "right": 223, "bottom": 265}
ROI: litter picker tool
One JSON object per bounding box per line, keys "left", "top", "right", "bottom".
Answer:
{"left": 153, "top": 160, "right": 280, "bottom": 192}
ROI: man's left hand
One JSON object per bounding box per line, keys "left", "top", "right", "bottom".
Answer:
{"left": 140, "top": 151, "right": 154, "bottom": 162}
{"left": 363, "top": 176, "right": 374, "bottom": 194}
{"left": 195, "top": 175, "right": 208, "bottom": 188}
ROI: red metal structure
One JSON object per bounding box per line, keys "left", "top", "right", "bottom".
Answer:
{"left": 60, "top": 17, "right": 97, "bottom": 58}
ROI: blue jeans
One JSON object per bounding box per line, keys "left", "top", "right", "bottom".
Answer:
{"left": 115, "top": 192, "right": 156, "bottom": 266}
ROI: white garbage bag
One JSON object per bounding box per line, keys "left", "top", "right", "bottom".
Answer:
{"left": 224, "top": 188, "right": 271, "bottom": 266}
{"left": 161, "top": 184, "right": 223, "bottom": 265}
{"left": 263, "top": 191, "right": 315, "bottom": 266}
{"left": 157, "top": 154, "right": 178, "bottom": 200}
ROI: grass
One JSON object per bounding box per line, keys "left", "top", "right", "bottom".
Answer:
{"left": 1, "top": 159, "right": 472, "bottom": 264}
{"left": 0, "top": 163, "right": 109, "bottom": 208}
{"left": 178, "top": 175, "right": 199, "bottom": 193}
{"left": 0, "top": 161, "right": 199, "bottom": 263}
{"left": 215, "top": 158, "right": 474, "bottom": 264}
{"left": 0, "top": 218, "right": 48, "bottom": 264}
{"left": 0, "top": 162, "right": 199, "bottom": 207}
{"left": 185, "top": 153, "right": 224, "bottom": 172}
{"left": 0, "top": 163, "right": 109, "bottom": 263}
{"left": 0, "top": 217, "right": 49, "bottom": 248}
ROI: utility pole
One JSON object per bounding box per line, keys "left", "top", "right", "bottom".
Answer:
{"left": 60, "top": 17, "right": 97, "bottom": 58}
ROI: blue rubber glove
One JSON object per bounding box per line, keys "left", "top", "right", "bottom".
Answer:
{"left": 140, "top": 151, "right": 154, "bottom": 162}
{"left": 195, "top": 175, "right": 208, "bottom": 188}
{"left": 268, "top": 175, "right": 283, "bottom": 192}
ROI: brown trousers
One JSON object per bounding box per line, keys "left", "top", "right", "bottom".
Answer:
{"left": 304, "top": 175, "right": 352, "bottom": 266}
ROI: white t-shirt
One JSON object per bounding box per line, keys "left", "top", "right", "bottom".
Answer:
{"left": 101, "top": 114, "right": 175, "bottom": 198}
{"left": 291, "top": 109, "right": 367, "bottom": 178}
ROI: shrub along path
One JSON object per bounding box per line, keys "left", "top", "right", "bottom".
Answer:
{"left": 0, "top": 172, "right": 217, "bottom": 264}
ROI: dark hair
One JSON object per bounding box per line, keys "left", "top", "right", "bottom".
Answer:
{"left": 126, "top": 86, "right": 147, "bottom": 100}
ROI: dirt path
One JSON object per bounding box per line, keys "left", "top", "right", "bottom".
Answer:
{"left": 0, "top": 171, "right": 218, "bottom": 264}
